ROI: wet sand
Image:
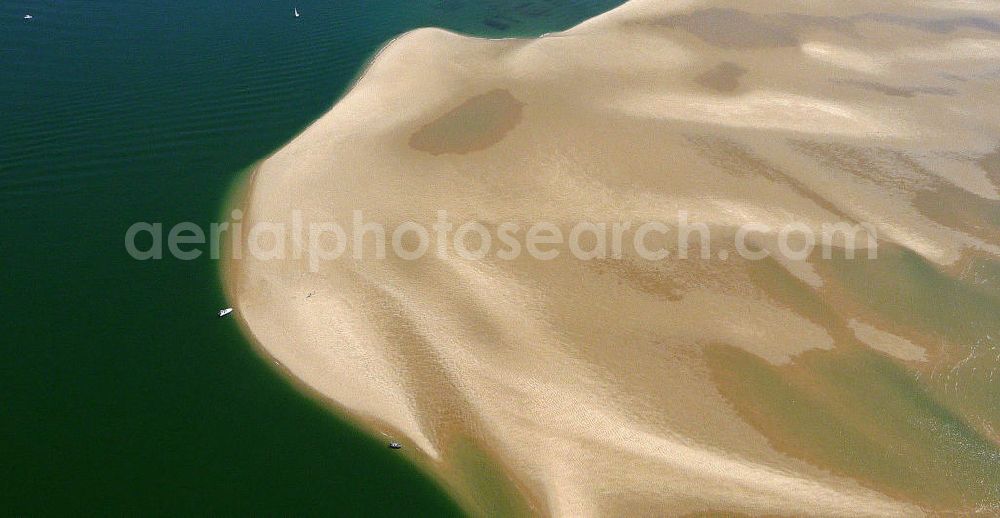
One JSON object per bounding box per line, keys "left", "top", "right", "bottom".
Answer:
{"left": 408, "top": 89, "right": 524, "bottom": 155}
{"left": 227, "top": 0, "right": 1000, "bottom": 515}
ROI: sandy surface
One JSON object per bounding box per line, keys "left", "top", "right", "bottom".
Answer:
{"left": 227, "top": 0, "right": 1000, "bottom": 515}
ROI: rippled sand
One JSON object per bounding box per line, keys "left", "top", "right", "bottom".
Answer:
{"left": 227, "top": 0, "right": 1000, "bottom": 515}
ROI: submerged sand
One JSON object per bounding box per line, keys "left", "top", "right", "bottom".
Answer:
{"left": 227, "top": 0, "right": 1000, "bottom": 515}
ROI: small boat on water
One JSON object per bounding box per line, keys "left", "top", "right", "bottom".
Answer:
{"left": 388, "top": 442, "right": 402, "bottom": 450}
{"left": 293, "top": 8, "right": 300, "bottom": 18}
{"left": 218, "top": 307, "right": 234, "bottom": 318}
{"left": 24, "top": 14, "right": 33, "bottom": 20}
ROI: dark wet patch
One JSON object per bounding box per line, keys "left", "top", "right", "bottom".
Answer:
{"left": 689, "top": 136, "right": 855, "bottom": 221}
{"left": 784, "top": 12, "right": 860, "bottom": 35}
{"left": 409, "top": 89, "right": 524, "bottom": 155}
{"left": 837, "top": 80, "right": 957, "bottom": 98}
{"left": 850, "top": 81, "right": 915, "bottom": 98}
{"left": 651, "top": 8, "right": 800, "bottom": 48}
{"left": 980, "top": 147, "right": 1000, "bottom": 187}
{"left": 792, "top": 141, "right": 932, "bottom": 192}
{"left": 858, "top": 13, "right": 1000, "bottom": 34}
{"left": 695, "top": 62, "right": 747, "bottom": 92}
{"left": 793, "top": 141, "right": 999, "bottom": 242}
{"left": 914, "top": 181, "right": 1000, "bottom": 244}
{"left": 587, "top": 259, "right": 684, "bottom": 301}
{"left": 643, "top": 9, "right": 1000, "bottom": 51}
{"left": 910, "top": 86, "right": 956, "bottom": 96}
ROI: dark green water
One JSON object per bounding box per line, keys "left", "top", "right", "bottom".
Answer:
{"left": 0, "top": 1, "right": 623, "bottom": 514}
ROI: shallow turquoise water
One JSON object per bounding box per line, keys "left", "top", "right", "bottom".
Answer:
{"left": 0, "top": 0, "right": 623, "bottom": 514}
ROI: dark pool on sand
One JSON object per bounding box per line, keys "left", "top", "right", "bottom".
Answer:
{"left": 0, "top": 0, "right": 623, "bottom": 514}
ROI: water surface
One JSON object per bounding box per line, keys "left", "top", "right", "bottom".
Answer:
{"left": 0, "top": 0, "right": 624, "bottom": 513}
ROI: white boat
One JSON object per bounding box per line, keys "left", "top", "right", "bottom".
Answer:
{"left": 24, "top": 14, "right": 33, "bottom": 20}
{"left": 293, "top": 8, "right": 300, "bottom": 18}
{"left": 218, "top": 307, "right": 234, "bottom": 317}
